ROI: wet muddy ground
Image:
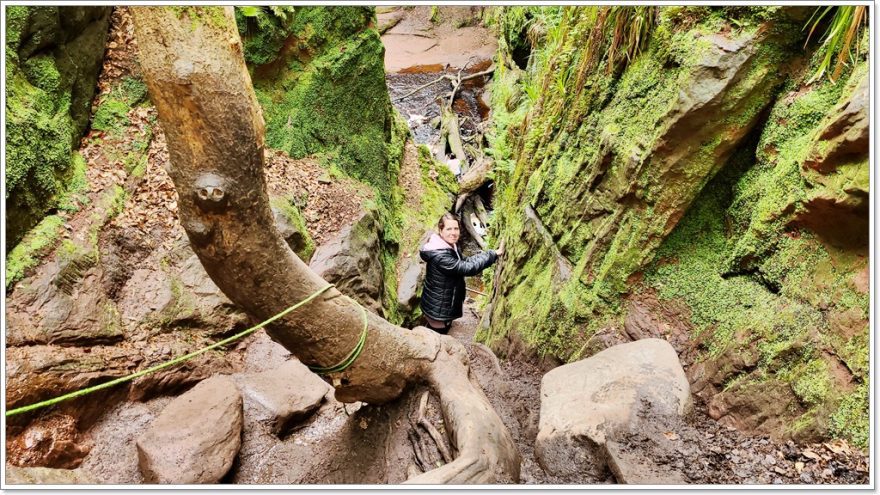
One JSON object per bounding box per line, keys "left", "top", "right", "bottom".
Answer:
{"left": 448, "top": 305, "right": 870, "bottom": 486}
{"left": 382, "top": 6, "right": 494, "bottom": 151}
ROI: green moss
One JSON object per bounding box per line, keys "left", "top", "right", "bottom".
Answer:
{"left": 101, "top": 301, "right": 123, "bottom": 337}
{"left": 270, "top": 196, "right": 316, "bottom": 262}
{"left": 5, "top": 6, "right": 111, "bottom": 248}
{"left": 169, "top": 6, "right": 229, "bottom": 31}
{"left": 54, "top": 238, "right": 99, "bottom": 293}
{"left": 483, "top": 7, "right": 799, "bottom": 358}
{"left": 91, "top": 99, "right": 128, "bottom": 132}
{"left": 830, "top": 382, "right": 869, "bottom": 449}
{"left": 5, "top": 215, "right": 65, "bottom": 290}
{"left": 642, "top": 53, "right": 869, "bottom": 445}
{"left": 5, "top": 69, "right": 77, "bottom": 247}
{"left": 254, "top": 27, "right": 392, "bottom": 191}
{"left": 238, "top": 6, "right": 368, "bottom": 67}
{"left": 787, "top": 358, "right": 832, "bottom": 407}
{"left": 57, "top": 152, "right": 90, "bottom": 213}
{"left": 90, "top": 77, "right": 147, "bottom": 134}
{"left": 5, "top": 7, "right": 30, "bottom": 51}
{"left": 22, "top": 54, "right": 62, "bottom": 95}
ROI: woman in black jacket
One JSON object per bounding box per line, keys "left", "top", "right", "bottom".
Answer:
{"left": 419, "top": 212, "right": 503, "bottom": 334}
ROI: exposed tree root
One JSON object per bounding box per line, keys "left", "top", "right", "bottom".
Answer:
{"left": 406, "top": 337, "right": 520, "bottom": 484}
{"left": 408, "top": 428, "right": 431, "bottom": 472}
{"left": 473, "top": 343, "right": 503, "bottom": 375}
{"left": 417, "top": 391, "right": 453, "bottom": 464}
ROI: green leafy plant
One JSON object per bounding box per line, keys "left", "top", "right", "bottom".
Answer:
{"left": 804, "top": 6, "right": 867, "bottom": 83}
{"left": 604, "top": 6, "right": 657, "bottom": 74}
{"left": 237, "top": 5, "right": 294, "bottom": 22}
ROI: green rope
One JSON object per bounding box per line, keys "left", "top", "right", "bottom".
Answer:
{"left": 5, "top": 284, "right": 335, "bottom": 418}
{"left": 307, "top": 298, "right": 369, "bottom": 375}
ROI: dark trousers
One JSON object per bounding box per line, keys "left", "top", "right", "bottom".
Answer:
{"left": 425, "top": 318, "right": 452, "bottom": 335}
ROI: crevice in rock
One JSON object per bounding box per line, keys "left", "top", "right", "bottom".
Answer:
{"left": 524, "top": 204, "right": 574, "bottom": 282}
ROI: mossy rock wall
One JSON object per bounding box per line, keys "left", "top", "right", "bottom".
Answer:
{"left": 483, "top": 7, "right": 802, "bottom": 357}
{"left": 237, "top": 7, "right": 395, "bottom": 191}
{"left": 5, "top": 6, "right": 112, "bottom": 249}
{"left": 484, "top": 6, "right": 868, "bottom": 447}
{"left": 645, "top": 35, "right": 869, "bottom": 447}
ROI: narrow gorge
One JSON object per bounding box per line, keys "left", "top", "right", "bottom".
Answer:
{"left": 3, "top": 5, "right": 870, "bottom": 486}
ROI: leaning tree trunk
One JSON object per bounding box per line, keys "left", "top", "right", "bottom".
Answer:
{"left": 131, "top": 7, "right": 518, "bottom": 484}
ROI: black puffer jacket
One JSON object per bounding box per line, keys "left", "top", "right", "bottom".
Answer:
{"left": 420, "top": 235, "right": 497, "bottom": 321}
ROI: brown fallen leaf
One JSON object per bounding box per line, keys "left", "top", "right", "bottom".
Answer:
{"left": 802, "top": 449, "right": 821, "bottom": 461}
{"left": 663, "top": 431, "right": 680, "bottom": 441}
{"left": 823, "top": 440, "right": 848, "bottom": 455}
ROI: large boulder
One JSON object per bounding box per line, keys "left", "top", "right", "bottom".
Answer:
{"left": 535, "top": 339, "right": 690, "bottom": 479}
{"left": 116, "top": 252, "right": 248, "bottom": 340}
{"left": 803, "top": 72, "right": 868, "bottom": 174}
{"left": 395, "top": 231, "right": 429, "bottom": 325}
{"left": 136, "top": 375, "right": 242, "bottom": 484}
{"left": 396, "top": 254, "right": 424, "bottom": 313}
{"left": 272, "top": 203, "right": 315, "bottom": 262}
{"left": 309, "top": 209, "right": 384, "bottom": 314}
{"left": 234, "top": 360, "right": 332, "bottom": 436}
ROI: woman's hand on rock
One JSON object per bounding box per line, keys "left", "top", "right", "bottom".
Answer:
{"left": 495, "top": 240, "right": 505, "bottom": 257}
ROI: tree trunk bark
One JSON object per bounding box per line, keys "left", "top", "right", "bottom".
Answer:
{"left": 131, "top": 6, "right": 518, "bottom": 483}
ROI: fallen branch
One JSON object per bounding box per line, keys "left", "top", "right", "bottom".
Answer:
{"left": 459, "top": 197, "right": 488, "bottom": 250}
{"left": 440, "top": 106, "right": 468, "bottom": 164}
{"left": 384, "top": 31, "right": 434, "bottom": 38}
{"left": 457, "top": 157, "right": 492, "bottom": 197}
{"left": 447, "top": 65, "right": 496, "bottom": 107}
{"left": 437, "top": 64, "right": 495, "bottom": 166}
{"left": 460, "top": 65, "right": 495, "bottom": 82}
{"left": 395, "top": 74, "right": 453, "bottom": 103}
{"left": 473, "top": 195, "right": 489, "bottom": 226}
{"left": 447, "top": 67, "right": 465, "bottom": 108}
